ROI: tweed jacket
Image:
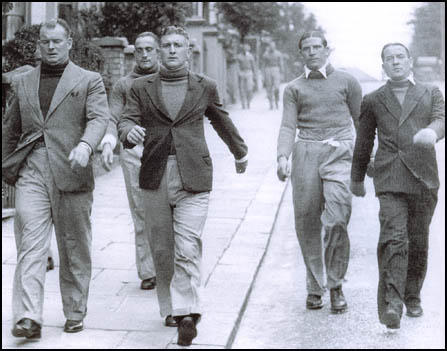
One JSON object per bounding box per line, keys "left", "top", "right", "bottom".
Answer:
{"left": 2, "top": 61, "right": 110, "bottom": 191}
{"left": 117, "top": 71, "right": 248, "bottom": 192}
{"left": 351, "top": 81, "right": 445, "bottom": 194}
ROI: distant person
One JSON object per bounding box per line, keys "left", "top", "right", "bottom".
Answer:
{"left": 277, "top": 31, "right": 362, "bottom": 314}
{"left": 100, "top": 32, "right": 159, "bottom": 295}
{"left": 2, "top": 19, "right": 109, "bottom": 339}
{"left": 118, "top": 26, "right": 248, "bottom": 346}
{"left": 236, "top": 43, "right": 256, "bottom": 109}
{"left": 262, "top": 41, "right": 283, "bottom": 109}
{"left": 351, "top": 43, "right": 445, "bottom": 329}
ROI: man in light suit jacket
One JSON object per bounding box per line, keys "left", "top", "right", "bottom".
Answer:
{"left": 351, "top": 43, "right": 445, "bottom": 330}
{"left": 118, "top": 26, "right": 248, "bottom": 346}
{"left": 2, "top": 19, "right": 109, "bottom": 338}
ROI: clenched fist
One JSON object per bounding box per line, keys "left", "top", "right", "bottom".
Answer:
{"left": 413, "top": 128, "right": 437, "bottom": 148}
{"left": 277, "top": 156, "right": 290, "bottom": 182}
{"left": 350, "top": 181, "right": 366, "bottom": 197}
{"left": 68, "top": 142, "right": 92, "bottom": 168}
{"left": 127, "top": 125, "right": 146, "bottom": 145}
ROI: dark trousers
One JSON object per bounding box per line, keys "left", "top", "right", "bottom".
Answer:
{"left": 377, "top": 190, "right": 437, "bottom": 325}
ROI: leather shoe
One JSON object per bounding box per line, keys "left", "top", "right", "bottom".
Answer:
{"left": 383, "top": 307, "right": 400, "bottom": 329}
{"left": 12, "top": 318, "right": 41, "bottom": 339}
{"left": 306, "top": 294, "right": 323, "bottom": 310}
{"left": 406, "top": 301, "right": 423, "bottom": 317}
{"left": 177, "top": 316, "right": 197, "bottom": 346}
{"left": 46, "top": 256, "right": 54, "bottom": 272}
{"left": 165, "top": 315, "right": 178, "bottom": 327}
{"left": 64, "top": 319, "right": 83, "bottom": 333}
{"left": 330, "top": 286, "right": 348, "bottom": 313}
{"left": 140, "top": 277, "right": 156, "bottom": 290}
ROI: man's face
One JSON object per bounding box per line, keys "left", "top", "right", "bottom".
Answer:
{"left": 38, "top": 24, "right": 72, "bottom": 66}
{"left": 382, "top": 45, "right": 412, "bottom": 81}
{"left": 159, "top": 34, "right": 190, "bottom": 70}
{"left": 135, "top": 36, "right": 159, "bottom": 71}
{"left": 300, "top": 37, "right": 329, "bottom": 71}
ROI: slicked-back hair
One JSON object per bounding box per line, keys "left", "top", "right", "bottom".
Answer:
{"left": 135, "top": 31, "right": 159, "bottom": 45}
{"left": 160, "top": 25, "right": 190, "bottom": 46}
{"left": 381, "top": 43, "right": 411, "bottom": 62}
{"left": 298, "top": 31, "right": 327, "bottom": 49}
{"left": 40, "top": 18, "right": 71, "bottom": 38}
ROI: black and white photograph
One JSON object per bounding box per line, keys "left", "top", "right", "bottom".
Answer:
{"left": 2, "top": 2, "right": 444, "bottom": 349}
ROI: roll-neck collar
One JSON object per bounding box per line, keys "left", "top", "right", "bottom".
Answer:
{"left": 41, "top": 60, "right": 69, "bottom": 75}
{"left": 134, "top": 63, "right": 159, "bottom": 76}
{"left": 388, "top": 79, "right": 411, "bottom": 88}
{"left": 159, "top": 65, "right": 189, "bottom": 81}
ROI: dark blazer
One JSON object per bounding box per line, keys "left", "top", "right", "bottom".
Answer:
{"left": 118, "top": 71, "right": 248, "bottom": 192}
{"left": 351, "top": 81, "right": 445, "bottom": 194}
{"left": 2, "top": 62, "right": 110, "bottom": 190}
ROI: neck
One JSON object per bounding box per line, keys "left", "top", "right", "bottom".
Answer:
{"left": 41, "top": 59, "right": 69, "bottom": 73}
{"left": 134, "top": 63, "right": 158, "bottom": 76}
{"left": 159, "top": 64, "right": 188, "bottom": 81}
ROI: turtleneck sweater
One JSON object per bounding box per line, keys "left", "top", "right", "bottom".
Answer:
{"left": 39, "top": 60, "right": 69, "bottom": 118}
{"left": 388, "top": 79, "right": 411, "bottom": 106}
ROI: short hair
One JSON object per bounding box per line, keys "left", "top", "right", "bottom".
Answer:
{"left": 298, "top": 31, "right": 327, "bottom": 50}
{"left": 160, "top": 25, "right": 189, "bottom": 44}
{"left": 135, "top": 31, "right": 159, "bottom": 45}
{"left": 40, "top": 18, "right": 71, "bottom": 38}
{"left": 381, "top": 43, "right": 411, "bottom": 61}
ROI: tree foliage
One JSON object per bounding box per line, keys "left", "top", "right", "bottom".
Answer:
{"left": 216, "top": 2, "right": 281, "bottom": 42}
{"left": 408, "top": 2, "right": 444, "bottom": 58}
{"left": 79, "top": 2, "right": 190, "bottom": 44}
{"left": 2, "top": 2, "right": 13, "bottom": 14}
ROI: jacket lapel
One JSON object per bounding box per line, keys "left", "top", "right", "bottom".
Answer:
{"left": 377, "top": 82, "right": 402, "bottom": 122}
{"left": 173, "top": 74, "right": 205, "bottom": 125}
{"left": 144, "top": 75, "right": 172, "bottom": 122}
{"left": 399, "top": 83, "right": 427, "bottom": 126}
{"left": 46, "top": 61, "right": 83, "bottom": 120}
{"left": 24, "top": 66, "right": 44, "bottom": 122}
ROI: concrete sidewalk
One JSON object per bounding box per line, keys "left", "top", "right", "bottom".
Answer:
{"left": 2, "top": 87, "right": 288, "bottom": 349}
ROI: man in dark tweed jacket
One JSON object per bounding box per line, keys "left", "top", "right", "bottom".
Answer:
{"left": 351, "top": 43, "right": 445, "bottom": 330}
{"left": 277, "top": 31, "right": 362, "bottom": 314}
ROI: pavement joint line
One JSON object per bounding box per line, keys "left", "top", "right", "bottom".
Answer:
{"left": 225, "top": 179, "right": 291, "bottom": 349}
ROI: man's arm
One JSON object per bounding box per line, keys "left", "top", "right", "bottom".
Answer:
{"left": 427, "top": 86, "right": 445, "bottom": 141}
{"left": 277, "top": 85, "right": 298, "bottom": 161}
{"left": 204, "top": 81, "right": 248, "bottom": 161}
{"left": 2, "top": 93, "right": 22, "bottom": 160}
{"left": 117, "top": 83, "right": 143, "bottom": 149}
{"left": 346, "top": 76, "right": 363, "bottom": 133}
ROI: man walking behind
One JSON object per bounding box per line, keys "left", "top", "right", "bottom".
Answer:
{"left": 118, "top": 26, "right": 248, "bottom": 346}
{"left": 100, "top": 32, "right": 159, "bottom": 294}
{"left": 2, "top": 19, "right": 109, "bottom": 338}
{"left": 262, "top": 41, "right": 283, "bottom": 110}
{"left": 237, "top": 43, "right": 257, "bottom": 109}
{"left": 350, "top": 43, "right": 445, "bottom": 329}
{"left": 277, "top": 31, "right": 362, "bottom": 314}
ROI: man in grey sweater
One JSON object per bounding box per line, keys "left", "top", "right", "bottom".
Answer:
{"left": 277, "top": 31, "right": 362, "bottom": 314}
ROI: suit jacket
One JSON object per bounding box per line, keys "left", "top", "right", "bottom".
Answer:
{"left": 351, "top": 81, "right": 445, "bottom": 194}
{"left": 2, "top": 61, "right": 110, "bottom": 191}
{"left": 118, "top": 71, "right": 248, "bottom": 192}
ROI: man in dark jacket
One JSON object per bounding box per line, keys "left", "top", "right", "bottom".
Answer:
{"left": 351, "top": 43, "right": 445, "bottom": 330}
{"left": 118, "top": 26, "right": 248, "bottom": 346}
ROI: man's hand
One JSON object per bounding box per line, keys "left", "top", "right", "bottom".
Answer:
{"left": 350, "top": 180, "right": 366, "bottom": 197}
{"left": 127, "top": 125, "right": 146, "bottom": 145}
{"left": 235, "top": 160, "right": 247, "bottom": 174}
{"left": 101, "top": 143, "right": 114, "bottom": 172}
{"left": 277, "top": 156, "right": 290, "bottom": 182}
{"left": 68, "top": 142, "right": 91, "bottom": 168}
{"left": 413, "top": 128, "right": 437, "bottom": 148}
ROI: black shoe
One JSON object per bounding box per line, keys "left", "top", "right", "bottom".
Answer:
{"left": 406, "top": 301, "right": 423, "bottom": 317}
{"left": 12, "top": 318, "right": 41, "bottom": 339}
{"left": 46, "top": 256, "right": 54, "bottom": 272}
{"left": 306, "top": 294, "right": 323, "bottom": 310}
{"left": 330, "top": 286, "right": 348, "bottom": 314}
{"left": 383, "top": 307, "right": 400, "bottom": 329}
{"left": 140, "top": 277, "right": 156, "bottom": 290}
{"left": 177, "top": 316, "right": 197, "bottom": 346}
{"left": 64, "top": 319, "right": 83, "bottom": 333}
{"left": 165, "top": 315, "right": 178, "bottom": 327}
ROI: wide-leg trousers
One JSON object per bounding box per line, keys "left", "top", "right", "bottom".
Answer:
{"left": 376, "top": 190, "right": 437, "bottom": 325}
{"left": 142, "top": 156, "right": 209, "bottom": 318}
{"left": 12, "top": 147, "right": 93, "bottom": 326}
{"left": 238, "top": 70, "right": 254, "bottom": 108}
{"left": 119, "top": 145, "right": 155, "bottom": 280}
{"left": 264, "top": 66, "right": 280, "bottom": 106}
{"left": 290, "top": 139, "right": 353, "bottom": 296}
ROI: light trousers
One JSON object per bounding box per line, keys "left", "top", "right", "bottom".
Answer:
{"left": 12, "top": 147, "right": 93, "bottom": 326}
{"left": 291, "top": 139, "right": 353, "bottom": 296}
{"left": 119, "top": 145, "right": 155, "bottom": 280}
{"left": 142, "top": 156, "right": 209, "bottom": 318}
{"left": 264, "top": 66, "right": 281, "bottom": 106}
{"left": 238, "top": 70, "right": 254, "bottom": 108}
